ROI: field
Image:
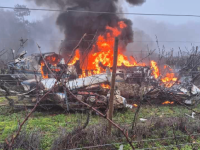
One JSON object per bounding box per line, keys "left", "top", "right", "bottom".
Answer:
{"left": 1, "top": 94, "right": 200, "bottom": 150}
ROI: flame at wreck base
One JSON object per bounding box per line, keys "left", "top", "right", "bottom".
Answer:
{"left": 67, "top": 21, "right": 177, "bottom": 88}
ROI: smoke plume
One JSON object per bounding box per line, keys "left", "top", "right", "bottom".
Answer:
{"left": 26, "top": 0, "right": 146, "bottom": 55}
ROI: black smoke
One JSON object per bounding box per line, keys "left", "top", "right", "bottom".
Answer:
{"left": 26, "top": 0, "right": 146, "bottom": 55}
{"left": 126, "top": 0, "right": 146, "bottom": 5}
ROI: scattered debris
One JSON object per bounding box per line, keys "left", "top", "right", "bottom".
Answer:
{"left": 139, "top": 118, "right": 147, "bottom": 122}
{"left": 1, "top": 51, "right": 200, "bottom": 110}
{"left": 119, "top": 145, "right": 124, "bottom": 150}
{"left": 185, "top": 112, "right": 195, "bottom": 119}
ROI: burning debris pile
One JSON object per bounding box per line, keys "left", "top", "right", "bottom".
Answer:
{"left": 2, "top": 60, "right": 199, "bottom": 110}
{"left": 1, "top": 48, "right": 200, "bottom": 110}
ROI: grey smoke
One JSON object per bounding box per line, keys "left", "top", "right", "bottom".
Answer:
{"left": 0, "top": 9, "right": 63, "bottom": 62}
{"left": 26, "top": 0, "right": 146, "bottom": 55}
{"left": 29, "top": 14, "right": 64, "bottom": 53}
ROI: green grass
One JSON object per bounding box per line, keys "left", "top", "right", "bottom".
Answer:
{"left": 113, "top": 104, "right": 194, "bottom": 124}
{"left": 0, "top": 96, "right": 7, "bottom": 103}
{"left": 0, "top": 109, "right": 100, "bottom": 149}
{"left": 0, "top": 96, "right": 18, "bottom": 104}
{"left": 0, "top": 104, "right": 200, "bottom": 149}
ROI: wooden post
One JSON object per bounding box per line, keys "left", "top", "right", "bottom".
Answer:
{"left": 108, "top": 37, "right": 119, "bottom": 135}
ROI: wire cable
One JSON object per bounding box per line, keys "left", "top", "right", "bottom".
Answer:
{"left": 1, "top": 6, "right": 200, "bottom": 18}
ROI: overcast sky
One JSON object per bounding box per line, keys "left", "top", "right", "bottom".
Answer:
{"left": 125, "top": 0, "right": 200, "bottom": 25}
{"left": 1, "top": 0, "right": 200, "bottom": 52}
{"left": 1, "top": 0, "right": 200, "bottom": 24}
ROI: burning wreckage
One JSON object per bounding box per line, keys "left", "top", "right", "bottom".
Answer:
{"left": 0, "top": 51, "right": 126, "bottom": 109}
{"left": 1, "top": 21, "right": 200, "bottom": 110}
{"left": 1, "top": 50, "right": 200, "bottom": 110}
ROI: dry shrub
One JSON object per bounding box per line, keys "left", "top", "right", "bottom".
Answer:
{"left": 0, "top": 130, "right": 41, "bottom": 150}
{"left": 52, "top": 116, "right": 200, "bottom": 150}
{"left": 133, "top": 116, "right": 200, "bottom": 140}
{"left": 51, "top": 123, "right": 121, "bottom": 150}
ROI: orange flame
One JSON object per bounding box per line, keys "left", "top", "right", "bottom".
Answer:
{"left": 40, "top": 54, "right": 61, "bottom": 79}
{"left": 162, "top": 101, "right": 174, "bottom": 105}
{"left": 45, "top": 55, "right": 60, "bottom": 65}
{"left": 151, "top": 61, "right": 160, "bottom": 79}
{"left": 150, "top": 62, "right": 177, "bottom": 87}
{"left": 67, "top": 21, "right": 144, "bottom": 78}
{"left": 40, "top": 62, "right": 48, "bottom": 79}
{"left": 161, "top": 65, "right": 177, "bottom": 87}
{"left": 101, "top": 83, "right": 110, "bottom": 89}
{"left": 68, "top": 50, "right": 80, "bottom": 66}
{"left": 52, "top": 68, "right": 60, "bottom": 72}
{"left": 161, "top": 73, "right": 177, "bottom": 87}
{"left": 133, "top": 104, "right": 138, "bottom": 107}
{"left": 118, "top": 21, "right": 127, "bottom": 29}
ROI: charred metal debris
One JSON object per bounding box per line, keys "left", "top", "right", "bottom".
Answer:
{"left": 1, "top": 51, "right": 200, "bottom": 110}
